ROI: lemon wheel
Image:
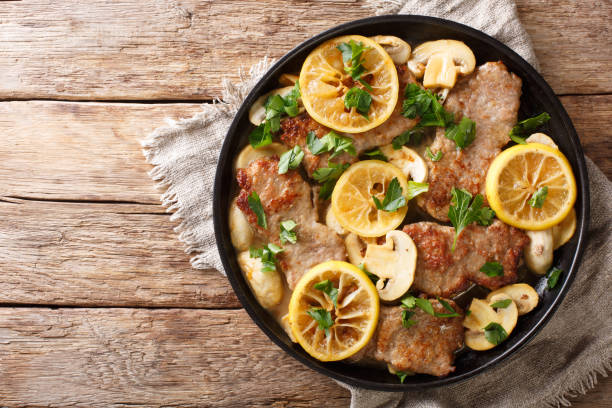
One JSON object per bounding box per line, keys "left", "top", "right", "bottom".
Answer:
{"left": 486, "top": 143, "right": 576, "bottom": 230}
{"left": 299, "top": 35, "right": 399, "bottom": 133}
{"left": 331, "top": 160, "right": 409, "bottom": 237}
{"left": 288, "top": 261, "right": 379, "bottom": 361}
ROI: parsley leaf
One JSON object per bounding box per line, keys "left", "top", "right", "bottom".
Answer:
{"left": 546, "top": 266, "right": 563, "bottom": 289}
{"left": 247, "top": 191, "right": 267, "bottom": 229}
{"left": 484, "top": 322, "right": 508, "bottom": 345}
{"left": 249, "top": 123, "right": 273, "bottom": 149}
{"left": 528, "top": 186, "right": 548, "bottom": 208}
{"left": 401, "top": 84, "right": 454, "bottom": 128}
{"left": 406, "top": 181, "right": 429, "bottom": 200}
{"left": 344, "top": 87, "right": 372, "bottom": 119}
{"left": 278, "top": 145, "right": 304, "bottom": 174}
{"left": 283, "top": 80, "right": 301, "bottom": 117}
{"left": 306, "top": 131, "right": 329, "bottom": 155}
{"left": 490, "top": 299, "right": 512, "bottom": 309}
{"left": 372, "top": 177, "right": 406, "bottom": 212}
{"left": 448, "top": 188, "right": 495, "bottom": 251}
{"left": 307, "top": 308, "right": 334, "bottom": 336}
{"left": 401, "top": 295, "right": 435, "bottom": 316}
{"left": 314, "top": 279, "right": 339, "bottom": 307}
{"left": 396, "top": 371, "right": 410, "bottom": 383}
{"left": 465, "top": 309, "right": 472, "bottom": 316}
{"left": 434, "top": 296, "right": 461, "bottom": 318}
{"left": 445, "top": 116, "right": 476, "bottom": 149}
{"left": 391, "top": 128, "right": 425, "bottom": 149}
{"left": 425, "top": 146, "right": 443, "bottom": 161}
{"left": 358, "top": 263, "right": 380, "bottom": 285}
{"left": 249, "top": 243, "right": 284, "bottom": 272}
{"left": 480, "top": 261, "right": 504, "bottom": 277}
{"left": 313, "top": 162, "right": 350, "bottom": 200}
{"left": 279, "top": 219, "right": 297, "bottom": 244}
{"left": 336, "top": 40, "right": 368, "bottom": 83}
{"left": 360, "top": 148, "right": 387, "bottom": 161}
{"left": 306, "top": 131, "right": 356, "bottom": 158}
{"left": 401, "top": 309, "right": 416, "bottom": 328}
{"left": 509, "top": 112, "right": 551, "bottom": 144}
{"left": 400, "top": 295, "right": 416, "bottom": 309}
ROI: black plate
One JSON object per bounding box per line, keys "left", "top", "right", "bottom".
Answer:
{"left": 213, "top": 15, "right": 589, "bottom": 390}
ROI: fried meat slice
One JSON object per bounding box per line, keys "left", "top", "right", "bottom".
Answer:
{"left": 402, "top": 220, "right": 529, "bottom": 297}
{"left": 236, "top": 157, "right": 346, "bottom": 288}
{"left": 364, "top": 301, "right": 464, "bottom": 377}
{"left": 279, "top": 65, "right": 419, "bottom": 177}
{"left": 417, "top": 61, "right": 522, "bottom": 221}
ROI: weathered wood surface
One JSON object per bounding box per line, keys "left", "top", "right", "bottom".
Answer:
{"left": 0, "top": 97, "right": 608, "bottom": 207}
{"left": 0, "top": 198, "right": 238, "bottom": 308}
{"left": 0, "top": 0, "right": 610, "bottom": 100}
{"left": 0, "top": 308, "right": 351, "bottom": 407}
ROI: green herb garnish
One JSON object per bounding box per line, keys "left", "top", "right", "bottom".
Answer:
{"left": 307, "top": 308, "right": 334, "bottom": 336}
{"left": 314, "top": 279, "right": 339, "bottom": 307}
{"left": 401, "top": 309, "right": 416, "bottom": 328}
{"left": 448, "top": 188, "right": 495, "bottom": 251}
{"left": 344, "top": 87, "right": 372, "bottom": 119}
{"left": 405, "top": 181, "right": 429, "bottom": 200}
{"left": 313, "top": 162, "right": 350, "bottom": 200}
{"left": 528, "top": 186, "right": 548, "bottom": 208}
{"left": 247, "top": 191, "right": 267, "bottom": 228}
{"left": 425, "top": 146, "right": 443, "bottom": 161}
{"left": 490, "top": 299, "right": 512, "bottom": 309}
{"left": 401, "top": 295, "right": 435, "bottom": 316}
{"left": 509, "top": 112, "right": 551, "bottom": 144}
{"left": 546, "top": 266, "right": 563, "bottom": 289}
{"left": 480, "top": 261, "right": 504, "bottom": 277}
{"left": 435, "top": 296, "right": 461, "bottom": 318}
{"left": 402, "top": 83, "right": 454, "bottom": 128}
{"left": 396, "top": 371, "right": 410, "bottom": 383}
{"left": 306, "top": 131, "right": 356, "bottom": 158}
{"left": 484, "top": 322, "right": 508, "bottom": 345}
{"left": 391, "top": 128, "right": 425, "bottom": 150}
{"left": 445, "top": 116, "right": 476, "bottom": 149}
{"left": 249, "top": 243, "right": 284, "bottom": 272}
{"left": 372, "top": 177, "right": 406, "bottom": 212}
{"left": 279, "top": 219, "right": 297, "bottom": 244}
{"left": 358, "top": 263, "right": 379, "bottom": 285}
{"left": 360, "top": 148, "right": 387, "bottom": 161}
{"left": 278, "top": 145, "right": 304, "bottom": 174}
{"left": 336, "top": 40, "right": 372, "bottom": 89}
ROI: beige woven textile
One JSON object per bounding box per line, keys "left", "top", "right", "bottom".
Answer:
{"left": 141, "top": 1, "right": 611, "bottom": 406}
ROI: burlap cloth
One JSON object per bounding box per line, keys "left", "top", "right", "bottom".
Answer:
{"left": 142, "top": 1, "right": 612, "bottom": 406}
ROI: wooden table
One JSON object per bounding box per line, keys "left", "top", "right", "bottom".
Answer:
{"left": 0, "top": 1, "right": 610, "bottom": 406}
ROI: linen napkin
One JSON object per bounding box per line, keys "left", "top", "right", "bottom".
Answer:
{"left": 141, "top": 1, "right": 611, "bottom": 406}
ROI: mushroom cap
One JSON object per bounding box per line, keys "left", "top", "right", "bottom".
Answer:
{"left": 363, "top": 230, "right": 417, "bottom": 301}
{"left": 370, "top": 35, "right": 412, "bottom": 64}
{"left": 229, "top": 198, "right": 253, "bottom": 251}
{"left": 237, "top": 251, "right": 283, "bottom": 309}
{"left": 464, "top": 295, "right": 518, "bottom": 351}
{"left": 552, "top": 208, "right": 576, "bottom": 250}
{"left": 379, "top": 145, "right": 428, "bottom": 183}
{"left": 487, "top": 283, "right": 539, "bottom": 316}
{"left": 411, "top": 39, "right": 476, "bottom": 76}
{"left": 524, "top": 229, "right": 554, "bottom": 275}
{"left": 526, "top": 132, "right": 558, "bottom": 149}
{"left": 234, "top": 142, "right": 287, "bottom": 171}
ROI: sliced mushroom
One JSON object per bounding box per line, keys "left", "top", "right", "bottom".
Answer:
{"left": 526, "top": 132, "right": 558, "bottom": 149}
{"left": 370, "top": 35, "right": 411, "bottom": 64}
{"left": 379, "top": 145, "right": 428, "bottom": 183}
{"left": 524, "top": 229, "right": 554, "bottom": 275}
{"left": 408, "top": 40, "right": 476, "bottom": 88}
{"left": 363, "top": 230, "right": 417, "bottom": 301}
{"left": 237, "top": 251, "right": 283, "bottom": 309}
{"left": 464, "top": 294, "right": 518, "bottom": 351}
{"left": 249, "top": 86, "right": 300, "bottom": 126}
{"left": 487, "top": 283, "right": 539, "bottom": 315}
{"left": 229, "top": 198, "right": 253, "bottom": 251}
{"left": 552, "top": 208, "right": 576, "bottom": 249}
{"left": 344, "top": 233, "right": 377, "bottom": 266}
{"left": 326, "top": 206, "right": 347, "bottom": 236}
{"left": 234, "top": 142, "right": 287, "bottom": 171}
{"left": 278, "top": 73, "right": 299, "bottom": 87}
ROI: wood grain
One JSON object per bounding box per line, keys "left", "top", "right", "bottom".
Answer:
{"left": 0, "top": 198, "right": 239, "bottom": 307}
{"left": 0, "top": 0, "right": 610, "bottom": 100}
{"left": 0, "top": 308, "right": 350, "bottom": 407}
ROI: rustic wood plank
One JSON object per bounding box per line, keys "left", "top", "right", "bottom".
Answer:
{"left": 0, "top": 97, "right": 608, "bottom": 206}
{"left": 0, "top": 308, "right": 350, "bottom": 407}
{"left": 0, "top": 0, "right": 609, "bottom": 100}
{"left": 0, "top": 198, "right": 239, "bottom": 307}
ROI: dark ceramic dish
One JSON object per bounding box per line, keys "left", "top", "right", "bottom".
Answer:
{"left": 213, "top": 15, "right": 589, "bottom": 390}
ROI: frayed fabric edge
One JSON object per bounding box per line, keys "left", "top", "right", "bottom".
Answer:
{"left": 362, "top": 0, "right": 405, "bottom": 15}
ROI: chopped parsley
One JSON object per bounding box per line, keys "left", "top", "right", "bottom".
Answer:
{"left": 401, "top": 309, "right": 417, "bottom": 328}
{"left": 372, "top": 177, "right": 406, "bottom": 212}
{"left": 546, "top": 266, "right": 563, "bottom": 289}
{"left": 336, "top": 40, "right": 372, "bottom": 89}
{"left": 509, "top": 112, "right": 551, "bottom": 144}
{"left": 448, "top": 188, "right": 495, "bottom": 251}
{"left": 425, "top": 146, "right": 443, "bottom": 161}
{"left": 247, "top": 191, "right": 267, "bottom": 229}
{"left": 344, "top": 87, "right": 372, "bottom": 119}
{"left": 307, "top": 308, "right": 334, "bottom": 336}
{"left": 391, "top": 128, "right": 425, "bottom": 150}
{"left": 480, "top": 261, "right": 504, "bottom": 277}
{"left": 313, "top": 162, "right": 350, "bottom": 200}
{"left": 314, "top": 279, "right": 339, "bottom": 307}
{"left": 279, "top": 220, "right": 297, "bottom": 244}
{"left": 401, "top": 295, "right": 434, "bottom": 316}
{"left": 306, "top": 131, "right": 356, "bottom": 159}
{"left": 358, "top": 263, "right": 379, "bottom": 285}
{"left": 395, "top": 371, "right": 410, "bottom": 383}
{"left": 406, "top": 181, "right": 429, "bottom": 200}
{"left": 401, "top": 83, "right": 454, "bottom": 128}
{"left": 445, "top": 116, "right": 476, "bottom": 149}
{"left": 484, "top": 322, "right": 508, "bottom": 345}
{"left": 360, "top": 147, "right": 387, "bottom": 161}
{"left": 278, "top": 145, "right": 304, "bottom": 174}
{"left": 490, "top": 299, "right": 512, "bottom": 309}
{"left": 249, "top": 243, "right": 284, "bottom": 272}
{"left": 528, "top": 186, "right": 548, "bottom": 208}
{"left": 435, "top": 296, "right": 461, "bottom": 318}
